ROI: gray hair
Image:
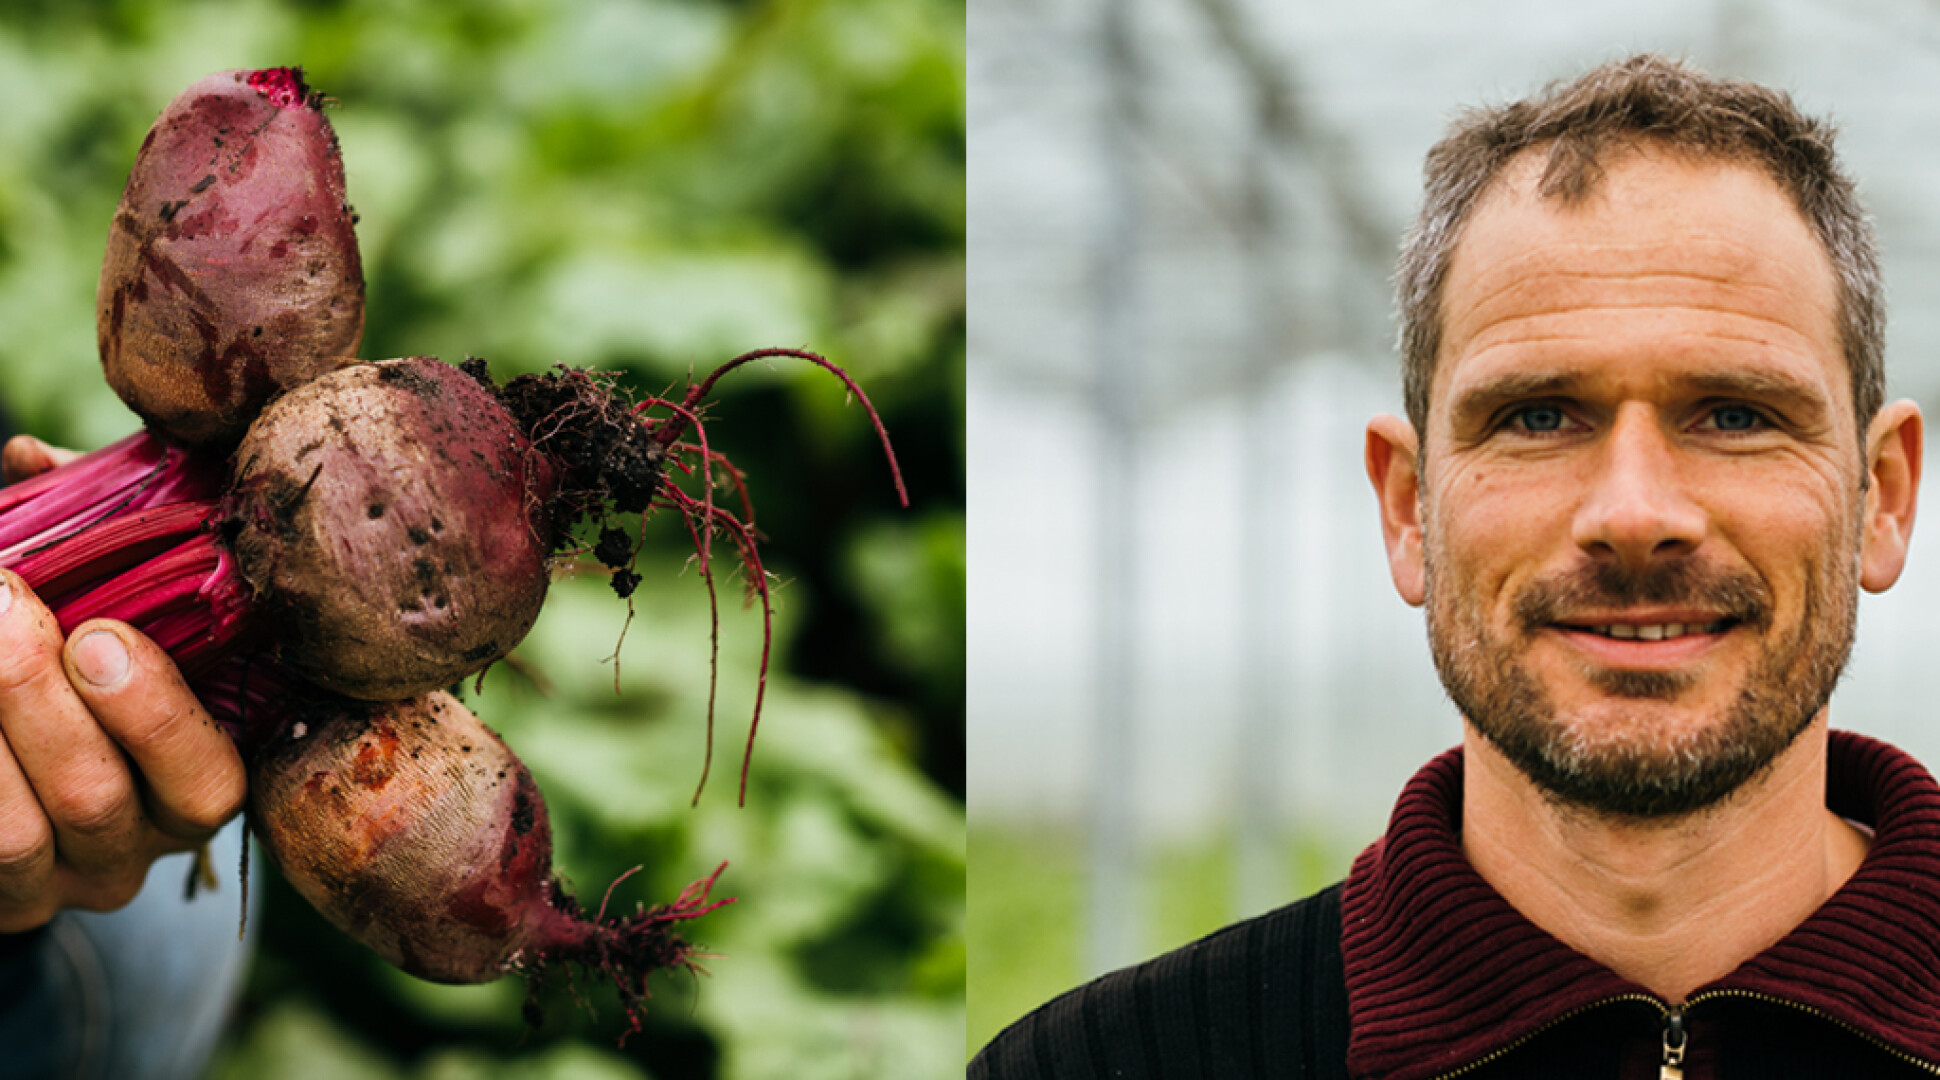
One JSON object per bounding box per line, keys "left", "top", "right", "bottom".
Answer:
{"left": 1395, "top": 53, "right": 1884, "bottom": 441}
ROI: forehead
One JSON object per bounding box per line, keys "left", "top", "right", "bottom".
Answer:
{"left": 1432, "top": 147, "right": 1847, "bottom": 425}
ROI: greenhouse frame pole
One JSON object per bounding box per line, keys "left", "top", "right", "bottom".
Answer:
{"left": 1088, "top": 0, "right": 1143, "bottom": 979}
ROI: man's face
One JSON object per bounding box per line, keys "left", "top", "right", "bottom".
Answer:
{"left": 1414, "top": 147, "right": 1869, "bottom": 818}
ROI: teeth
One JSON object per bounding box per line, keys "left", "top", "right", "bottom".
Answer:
{"left": 1588, "top": 621, "right": 1718, "bottom": 640}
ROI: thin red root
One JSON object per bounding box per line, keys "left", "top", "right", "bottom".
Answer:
{"left": 667, "top": 495, "right": 721, "bottom": 808}
{"left": 598, "top": 861, "right": 736, "bottom": 1043}
{"left": 697, "top": 500, "right": 773, "bottom": 808}
{"left": 635, "top": 396, "right": 715, "bottom": 572}
{"left": 673, "top": 443, "right": 755, "bottom": 524}
{"left": 628, "top": 348, "right": 903, "bottom": 807}
{"left": 663, "top": 347, "right": 909, "bottom": 508}
{"left": 655, "top": 480, "right": 773, "bottom": 807}
{"left": 597, "top": 865, "right": 644, "bottom": 924}
{"left": 668, "top": 862, "right": 732, "bottom": 921}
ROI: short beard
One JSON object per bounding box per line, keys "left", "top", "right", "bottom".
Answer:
{"left": 1425, "top": 549, "right": 1857, "bottom": 821}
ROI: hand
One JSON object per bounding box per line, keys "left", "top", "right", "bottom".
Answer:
{"left": 0, "top": 435, "right": 77, "bottom": 479}
{"left": 0, "top": 436, "right": 247, "bottom": 932}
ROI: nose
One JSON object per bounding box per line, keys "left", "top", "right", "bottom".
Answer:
{"left": 1570, "top": 404, "right": 1707, "bottom": 568}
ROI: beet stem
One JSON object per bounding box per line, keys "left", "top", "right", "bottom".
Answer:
{"left": 12, "top": 501, "right": 212, "bottom": 603}
{"left": 245, "top": 67, "right": 313, "bottom": 110}
{"left": 53, "top": 530, "right": 251, "bottom": 673}
{"left": 0, "top": 452, "right": 261, "bottom": 692}
{"left": 0, "top": 434, "right": 222, "bottom": 563}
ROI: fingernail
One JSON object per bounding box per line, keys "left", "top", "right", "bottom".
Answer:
{"left": 74, "top": 629, "right": 129, "bottom": 688}
{"left": 0, "top": 576, "right": 12, "bottom": 618}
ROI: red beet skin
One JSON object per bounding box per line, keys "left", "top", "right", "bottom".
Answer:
{"left": 98, "top": 67, "right": 364, "bottom": 445}
{"left": 248, "top": 692, "right": 726, "bottom": 990}
{"left": 250, "top": 692, "right": 553, "bottom": 982}
{"left": 225, "top": 358, "right": 559, "bottom": 700}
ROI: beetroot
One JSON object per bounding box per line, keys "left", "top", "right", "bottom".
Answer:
{"left": 246, "top": 691, "right": 727, "bottom": 994}
{"left": 97, "top": 67, "right": 364, "bottom": 446}
{"left": 214, "top": 355, "right": 688, "bottom": 699}
{"left": 224, "top": 359, "right": 563, "bottom": 699}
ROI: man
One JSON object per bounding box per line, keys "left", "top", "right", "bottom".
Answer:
{"left": 0, "top": 434, "right": 253, "bottom": 1080}
{"left": 972, "top": 54, "right": 1936, "bottom": 1078}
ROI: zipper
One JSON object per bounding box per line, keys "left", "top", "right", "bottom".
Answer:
{"left": 1660, "top": 1004, "right": 1687, "bottom": 1079}
{"left": 1680, "top": 988, "right": 1940, "bottom": 1076}
{"left": 1431, "top": 989, "right": 1940, "bottom": 1078}
{"left": 1427, "top": 994, "right": 1664, "bottom": 1079}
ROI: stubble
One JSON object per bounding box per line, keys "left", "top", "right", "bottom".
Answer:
{"left": 1423, "top": 529, "right": 1858, "bottom": 820}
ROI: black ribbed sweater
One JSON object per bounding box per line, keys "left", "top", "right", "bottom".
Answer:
{"left": 969, "top": 884, "right": 1349, "bottom": 1079}
{"left": 970, "top": 731, "right": 1940, "bottom": 1079}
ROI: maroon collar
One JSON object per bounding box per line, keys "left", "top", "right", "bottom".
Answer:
{"left": 1339, "top": 729, "right": 1940, "bottom": 1079}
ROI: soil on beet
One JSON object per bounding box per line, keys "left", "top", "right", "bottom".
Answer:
{"left": 467, "top": 359, "right": 668, "bottom": 560}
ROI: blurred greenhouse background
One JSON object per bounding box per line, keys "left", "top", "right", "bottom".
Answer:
{"left": 969, "top": 0, "right": 1940, "bottom": 1056}
{"left": 0, "top": 1, "right": 962, "bottom": 1078}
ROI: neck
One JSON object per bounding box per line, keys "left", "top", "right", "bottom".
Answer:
{"left": 1460, "top": 715, "right": 1871, "bottom": 1002}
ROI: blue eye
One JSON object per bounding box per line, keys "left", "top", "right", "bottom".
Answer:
{"left": 1515, "top": 405, "right": 1567, "bottom": 432}
{"left": 1711, "top": 404, "right": 1761, "bottom": 431}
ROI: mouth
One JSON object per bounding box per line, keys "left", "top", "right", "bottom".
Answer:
{"left": 1510, "top": 561, "right": 1771, "bottom": 678}
{"left": 1542, "top": 613, "right": 1743, "bottom": 670}
{"left": 1566, "top": 618, "right": 1738, "bottom": 641}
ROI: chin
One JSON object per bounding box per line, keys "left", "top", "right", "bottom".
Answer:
{"left": 1474, "top": 688, "right": 1818, "bottom": 820}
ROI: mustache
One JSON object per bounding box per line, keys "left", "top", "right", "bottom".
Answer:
{"left": 1513, "top": 559, "right": 1773, "bottom": 633}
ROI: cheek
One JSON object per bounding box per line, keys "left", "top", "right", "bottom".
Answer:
{"left": 1696, "top": 469, "right": 1862, "bottom": 584}
{"left": 1428, "top": 464, "right": 1568, "bottom": 578}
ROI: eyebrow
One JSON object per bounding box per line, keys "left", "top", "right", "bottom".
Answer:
{"left": 1444, "top": 366, "right": 1834, "bottom": 434}
{"left": 1681, "top": 369, "right": 1830, "bottom": 415}
{"left": 1445, "top": 371, "right": 1579, "bottom": 434}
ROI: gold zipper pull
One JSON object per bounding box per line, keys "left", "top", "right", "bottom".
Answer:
{"left": 1661, "top": 1005, "right": 1687, "bottom": 1080}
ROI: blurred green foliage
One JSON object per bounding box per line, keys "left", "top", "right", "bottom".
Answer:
{"left": 966, "top": 826, "right": 1352, "bottom": 1060}
{"left": 965, "top": 828, "right": 1082, "bottom": 1061}
{"left": 0, "top": 0, "right": 962, "bottom": 1076}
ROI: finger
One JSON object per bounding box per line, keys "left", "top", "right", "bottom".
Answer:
{"left": 66, "top": 620, "right": 246, "bottom": 846}
{"left": 0, "top": 571, "right": 147, "bottom": 878}
{"left": 50, "top": 855, "right": 150, "bottom": 913}
{"left": 0, "top": 731, "right": 57, "bottom": 931}
{"left": 1, "top": 437, "right": 79, "bottom": 484}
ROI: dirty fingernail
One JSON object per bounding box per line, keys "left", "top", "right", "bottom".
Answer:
{"left": 74, "top": 629, "right": 130, "bottom": 688}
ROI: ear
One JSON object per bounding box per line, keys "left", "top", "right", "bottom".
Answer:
{"left": 1860, "top": 399, "right": 1922, "bottom": 593}
{"left": 1366, "top": 413, "right": 1426, "bottom": 606}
